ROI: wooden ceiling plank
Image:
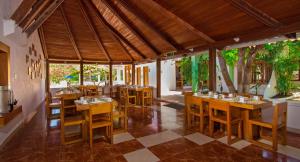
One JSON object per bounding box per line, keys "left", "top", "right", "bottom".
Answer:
{"left": 117, "top": 0, "right": 181, "bottom": 50}
{"left": 150, "top": 0, "right": 215, "bottom": 43}
{"left": 24, "top": 0, "right": 65, "bottom": 36}
{"left": 11, "top": 0, "right": 37, "bottom": 23}
{"left": 225, "top": 0, "right": 281, "bottom": 28}
{"left": 116, "top": 37, "right": 135, "bottom": 61}
{"left": 60, "top": 6, "right": 82, "bottom": 61}
{"left": 38, "top": 25, "right": 48, "bottom": 59}
{"left": 19, "top": 0, "right": 51, "bottom": 29}
{"left": 78, "top": 0, "right": 112, "bottom": 61}
{"left": 103, "top": 0, "right": 160, "bottom": 56}
{"left": 84, "top": 0, "right": 147, "bottom": 59}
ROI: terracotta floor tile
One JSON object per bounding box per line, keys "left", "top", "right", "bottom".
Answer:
{"left": 113, "top": 139, "right": 144, "bottom": 154}
{"left": 148, "top": 137, "right": 199, "bottom": 160}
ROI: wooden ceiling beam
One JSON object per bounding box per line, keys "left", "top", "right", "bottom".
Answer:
{"left": 225, "top": 0, "right": 281, "bottom": 28}
{"left": 88, "top": 1, "right": 135, "bottom": 61}
{"left": 78, "top": 0, "right": 112, "bottom": 62}
{"left": 38, "top": 25, "right": 48, "bottom": 59}
{"left": 117, "top": 38, "right": 135, "bottom": 61}
{"left": 24, "top": 0, "right": 65, "bottom": 36}
{"left": 150, "top": 0, "right": 215, "bottom": 43}
{"left": 60, "top": 6, "right": 82, "bottom": 61}
{"left": 117, "top": 0, "right": 181, "bottom": 50}
{"left": 168, "top": 21, "right": 300, "bottom": 59}
{"left": 19, "top": 0, "right": 51, "bottom": 29}
{"left": 84, "top": 0, "right": 147, "bottom": 60}
{"left": 102, "top": 0, "right": 160, "bottom": 56}
{"left": 48, "top": 59, "right": 133, "bottom": 64}
{"left": 11, "top": 0, "right": 37, "bottom": 23}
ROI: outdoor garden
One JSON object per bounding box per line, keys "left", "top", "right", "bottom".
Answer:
{"left": 179, "top": 40, "right": 300, "bottom": 98}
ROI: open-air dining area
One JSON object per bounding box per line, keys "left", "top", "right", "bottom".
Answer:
{"left": 1, "top": 0, "right": 300, "bottom": 161}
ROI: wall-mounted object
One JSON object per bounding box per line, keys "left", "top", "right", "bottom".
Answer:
{"left": 0, "top": 41, "right": 10, "bottom": 86}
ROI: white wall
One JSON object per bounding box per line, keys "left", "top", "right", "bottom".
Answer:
{"left": 161, "top": 60, "right": 176, "bottom": 96}
{"left": 136, "top": 60, "right": 178, "bottom": 97}
{"left": 0, "top": 0, "right": 45, "bottom": 145}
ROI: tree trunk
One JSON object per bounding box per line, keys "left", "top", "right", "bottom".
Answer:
{"left": 243, "top": 45, "right": 263, "bottom": 93}
{"left": 237, "top": 48, "right": 246, "bottom": 94}
{"left": 217, "top": 52, "right": 236, "bottom": 93}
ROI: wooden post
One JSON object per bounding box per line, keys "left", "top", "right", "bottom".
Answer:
{"left": 80, "top": 62, "right": 83, "bottom": 85}
{"left": 209, "top": 48, "right": 216, "bottom": 91}
{"left": 156, "top": 58, "right": 161, "bottom": 98}
{"left": 132, "top": 63, "right": 135, "bottom": 85}
{"left": 45, "top": 60, "right": 50, "bottom": 93}
{"left": 109, "top": 63, "right": 113, "bottom": 86}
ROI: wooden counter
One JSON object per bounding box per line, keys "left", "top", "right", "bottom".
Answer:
{"left": 0, "top": 105, "right": 22, "bottom": 127}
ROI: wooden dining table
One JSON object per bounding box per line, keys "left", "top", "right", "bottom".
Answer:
{"left": 191, "top": 94, "right": 273, "bottom": 140}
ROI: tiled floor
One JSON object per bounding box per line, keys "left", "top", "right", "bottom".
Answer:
{"left": 0, "top": 101, "right": 300, "bottom": 162}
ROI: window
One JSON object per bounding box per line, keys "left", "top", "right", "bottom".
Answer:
{"left": 112, "top": 65, "right": 125, "bottom": 85}
{"left": 83, "top": 64, "right": 109, "bottom": 86}
{"left": 49, "top": 63, "right": 80, "bottom": 88}
{"left": 120, "top": 70, "right": 123, "bottom": 81}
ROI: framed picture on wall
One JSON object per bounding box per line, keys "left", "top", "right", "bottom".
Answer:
{"left": 28, "top": 67, "right": 31, "bottom": 75}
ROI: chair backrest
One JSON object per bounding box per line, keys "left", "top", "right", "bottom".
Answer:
{"left": 61, "top": 94, "right": 78, "bottom": 108}
{"left": 209, "top": 99, "right": 230, "bottom": 111}
{"left": 90, "top": 102, "right": 112, "bottom": 115}
{"left": 143, "top": 87, "right": 152, "bottom": 97}
{"left": 120, "top": 87, "right": 129, "bottom": 98}
{"left": 273, "top": 102, "right": 287, "bottom": 126}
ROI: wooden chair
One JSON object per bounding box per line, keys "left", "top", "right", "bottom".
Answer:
{"left": 86, "top": 85, "right": 99, "bottom": 96}
{"left": 120, "top": 87, "right": 136, "bottom": 106}
{"left": 209, "top": 99, "right": 242, "bottom": 144}
{"left": 248, "top": 102, "right": 287, "bottom": 151}
{"left": 111, "top": 86, "right": 118, "bottom": 98}
{"left": 142, "top": 87, "right": 153, "bottom": 107}
{"left": 46, "top": 93, "right": 61, "bottom": 119}
{"left": 184, "top": 91, "right": 194, "bottom": 128}
{"left": 78, "top": 85, "right": 86, "bottom": 96}
{"left": 113, "top": 99, "right": 128, "bottom": 133}
{"left": 186, "top": 96, "right": 209, "bottom": 133}
{"left": 60, "top": 94, "right": 86, "bottom": 145}
{"left": 88, "top": 102, "right": 113, "bottom": 148}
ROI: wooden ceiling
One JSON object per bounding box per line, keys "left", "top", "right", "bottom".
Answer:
{"left": 11, "top": 0, "right": 300, "bottom": 63}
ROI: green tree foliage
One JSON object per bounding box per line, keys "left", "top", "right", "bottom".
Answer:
{"left": 179, "top": 57, "right": 192, "bottom": 84}
{"left": 198, "top": 54, "right": 209, "bottom": 82}
{"left": 179, "top": 53, "right": 209, "bottom": 85}
{"left": 257, "top": 40, "right": 300, "bottom": 96}
{"left": 221, "top": 49, "right": 239, "bottom": 66}
{"left": 49, "top": 64, "right": 79, "bottom": 84}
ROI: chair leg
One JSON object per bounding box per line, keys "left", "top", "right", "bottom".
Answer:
{"left": 248, "top": 123, "right": 253, "bottom": 141}
{"left": 227, "top": 123, "right": 232, "bottom": 145}
{"left": 272, "top": 127, "right": 278, "bottom": 151}
{"left": 200, "top": 115, "right": 204, "bottom": 133}
{"left": 238, "top": 121, "right": 242, "bottom": 139}
{"left": 209, "top": 120, "right": 214, "bottom": 137}
{"left": 89, "top": 128, "right": 93, "bottom": 148}
{"left": 110, "top": 125, "right": 114, "bottom": 144}
{"left": 61, "top": 126, "right": 65, "bottom": 145}
{"left": 282, "top": 126, "right": 287, "bottom": 145}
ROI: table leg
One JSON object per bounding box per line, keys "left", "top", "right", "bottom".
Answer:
{"left": 84, "top": 110, "right": 88, "bottom": 142}
{"left": 242, "top": 109, "right": 250, "bottom": 140}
